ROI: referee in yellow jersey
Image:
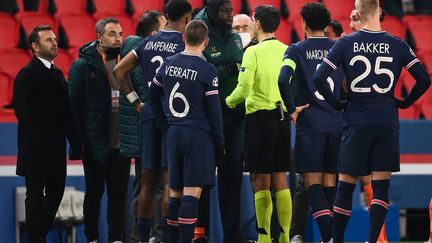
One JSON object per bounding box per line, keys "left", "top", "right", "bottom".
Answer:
{"left": 225, "top": 5, "right": 292, "bottom": 243}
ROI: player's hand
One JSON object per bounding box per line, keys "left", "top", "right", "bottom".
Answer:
{"left": 335, "top": 99, "right": 348, "bottom": 111}
{"left": 290, "top": 104, "right": 309, "bottom": 126}
{"left": 214, "top": 144, "right": 225, "bottom": 166}
{"left": 393, "top": 97, "right": 410, "bottom": 109}
{"left": 134, "top": 101, "right": 144, "bottom": 113}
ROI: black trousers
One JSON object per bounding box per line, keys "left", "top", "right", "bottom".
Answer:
{"left": 83, "top": 149, "right": 131, "bottom": 242}
{"left": 289, "top": 174, "right": 310, "bottom": 238}
{"left": 217, "top": 123, "right": 244, "bottom": 242}
{"left": 25, "top": 174, "right": 65, "bottom": 243}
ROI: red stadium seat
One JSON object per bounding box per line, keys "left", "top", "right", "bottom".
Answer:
{"left": 130, "top": 0, "right": 164, "bottom": 20}
{"left": 92, "top": 0, "right": 127, "bottom": 17}
{"left": 16, "top": 0, "right": 49, "bottom": 14}
{"left": 0, "top": 72, "right": 12, "bottom": 107}
{"left": 418, "top": 51, "right": 432, "bottom": 73}
{"left": 55, "top": 49, "right": 73, "bottom": 78}
{"left": 381, "top": 15, "right": 406, "bottom": 40}
{"left": 188, "top": 0, "right": 205, "bottom": 10}
{"left": 115, "top": 15, "right": 136, "bottom": 38}
{"left": 59, "top": 14, "right": 95, "bottom": 49}
{"left": 334, "top": 17, "right": 353, "bottom": 35}
{"left": 19, "top": 12, "right": 58, "bottom": 36}
{"left": 54, "top": 0, "right": 87, "bottom": 16}
{"left": 322, "top": 0, "right": 355, "bottom": 19}
{"left": 247, "top": 0, "right": 280, "bottom": 11}
{"left": 284, "top": 0, "right": 319, "bottom": 21}
{"left": 0, "top": 13, "right": 20, "bottom": 50}
{"left": 399, "top": 68, "right": 432, "bottom": 106}
{"left": 0, "top": 50, "right": 31, "bottom": 105}
{"left": 399, "top": 106, "right": 420, "bottom": 119}
{"left": 232, "top": 0, "right": 242, "bottom": 15}
{"left": 292, "top": 17, "right": 304, "bottom": 41}
{"left": 420, "top": 100, "right": 432, "bottom": 119}
{"left": 275, "top": 17, "right": 292, "bottom": 44}
{"left": 404, "top": 15, "right": 432, "bottom": 52}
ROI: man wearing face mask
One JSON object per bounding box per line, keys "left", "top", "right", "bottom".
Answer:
{"left": 232, "top": 14, "right": 258, "bottom": 49}
{"left": 68, "top": 17, "right": 131, "bottom": 243}
{"left": 194, "top": 1, "right": 244, "bottom": 242}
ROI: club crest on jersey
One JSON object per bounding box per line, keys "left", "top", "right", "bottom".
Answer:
{"left": 235, "top": 39, "right": 242, "bottom": 49}
{"left": 409, "top": 47, "right": 416, "bottom": 57}
{"left": 212, "top": 77, "right": 219, "bottom": 87}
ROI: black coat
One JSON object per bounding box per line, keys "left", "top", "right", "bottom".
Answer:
{"left": 13, "top": 57, "right": 74, "bottom": 177}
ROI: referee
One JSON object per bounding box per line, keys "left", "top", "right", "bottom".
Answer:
{"left": 225, "top": 5, "right": 292, "bottom": 243}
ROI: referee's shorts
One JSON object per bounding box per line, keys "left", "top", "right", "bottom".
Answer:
{"left": 244, "top": 109, "right": 291, "bottom": 173}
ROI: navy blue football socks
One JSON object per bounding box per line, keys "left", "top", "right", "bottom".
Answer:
{"left": 333, "top": 181, "right": 356, "bottom": 243}
{"left": 167, "top": 197, "right": 182, "bottom": 243}
{"left": 308, "top": 184, "right": 332, "bottom": 242}
{"left": 368, "top": 179, "right": 390, "bottom": 243}
{"left": 178, "top": 195, "right": 199, "bottom": 243}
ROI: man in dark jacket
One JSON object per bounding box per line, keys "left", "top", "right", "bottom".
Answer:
{"left": 194, "top": 1, "right": 244, "bottom": 242}
{"left": 13, "top": 25, "right": 75, "bottom": 243}
{"left": 68, "top": 17, "right": 131, "bottom": 243}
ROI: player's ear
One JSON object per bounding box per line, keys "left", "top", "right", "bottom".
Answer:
{"left": 204, "top": 37, "right": 209, "bottom": 48}
{"left": 182, "top": 33, "right": 186, "bottom": 43}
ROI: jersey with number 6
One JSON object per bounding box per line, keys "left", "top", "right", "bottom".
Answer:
{"left": 323, "top": 29, "right": 419, "bottom": 126}
{"left": 133, "top": 30, "right": 185, "bottom": 120}
{"left": 153, "top": 52, "right": 221, "bottom": 135}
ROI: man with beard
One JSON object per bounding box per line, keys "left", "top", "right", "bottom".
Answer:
{"left": 68, "top": 17, "right": 131, "bottom": 243}
{"left": 194, "top": 1, "right": 244, "bottom": 242}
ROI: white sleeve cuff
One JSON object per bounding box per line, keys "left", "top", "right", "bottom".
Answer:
{"left": 127, "top": 91, "right": 139, "bottom": 103}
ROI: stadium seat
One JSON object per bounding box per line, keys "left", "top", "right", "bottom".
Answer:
{"left": 399, "top": 106, "right": 420, "bottom": 119}
{"left": 232, "top": 0, "right": 242, "bottom": 15}
{"left": 16, "top": 0, "right": 49, "bottom": 14}
{"left": 246, "top": 0, "right": 280, "bottom": 11}
{"left": 418, "top": 51, "right": 432, "bottom": 73}
{"left": 0, "top": 13, "right": 20, "bottom": 50}
{"left": 59, "top": 14, "right": 95, "bottom": 50}
{"left": 0, "top": 50, "right": 31, "bottom": 106}
{"left": 55, "top": 50, "right": 73, "bottom": 79}
{"left": 381, "top": 15, "right": 406, "bottom": 39}
{"left": 19, "top": 12, "right": 58, "bottom": 37}
{"left": 399, "top": 68, "right": 432, "bottom": 105}
{"left": 188, "top": 0, "right": 205, "bottom": 10}
{"left": 292, "top": 17, "right": 304, "bottom": 41}
{"left": 322, "top": 0, "right": 355, "bottom": 19}
{"left": 130, "top": 0, "right": 164, "bottom": 20}
{"left": 334, "top": 17, "right": 353, "bottom": 35}
{"left": 92, "top": 0, "right": 127, "bottom": 18}
{"left": 284, "top": 0, "right": 319, "bottom": 21}
{"left": 275, "top": 17, "right": 292, "bottom": 44}
{"left": 404, "top": 15, "right": 432, "bottom": 52}
{"left": 420, "top": 100, "right": 432, "bottom": 119}
{"left": 0, "top": 72, "right": 12, "bottom": 107}
{"left": 54, "top": 0, "right": 88, "bottom": 16}
{"left": 114, "top": 15, "right": 136, "bottom": 38}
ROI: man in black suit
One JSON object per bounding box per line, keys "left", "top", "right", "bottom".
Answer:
{"left": 13, "top": 25, "right": 74, "bottom": 243}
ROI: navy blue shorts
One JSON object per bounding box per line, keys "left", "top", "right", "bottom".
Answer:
{"left": 295, "top": 132, "right": 341, "bottom": 173}
{"left": 338, "top": 125, "right": 400, "bottom": 177}
{"left": 166, "top": 126, "right": 216, "bottom": 190}
{"left": 140, "top": 119, "right": 167, "bottom": 170}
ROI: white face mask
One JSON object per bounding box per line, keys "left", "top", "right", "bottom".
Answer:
{"left": 238, "top": 32, "right": 252, "bottom": 48}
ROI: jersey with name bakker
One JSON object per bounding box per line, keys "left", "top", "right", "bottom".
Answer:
{"left": 153, "top": 52, "right": 219, "bottom": 132}
{"left": 285, "top": 37, "right": 344, "bottom": 135}
{"left": 323, "top": 29, "right": 419, "bottom": 126}
{"left": 133, "top": 30, "right": 185, "bottom": 120}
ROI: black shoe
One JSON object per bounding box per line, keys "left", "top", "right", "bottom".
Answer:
{"left": 192, "top": 237, "right": 209, "bottom": 243}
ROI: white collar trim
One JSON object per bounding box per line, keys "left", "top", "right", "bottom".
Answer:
{"left": 37, "top": 57, "right": 54, "bottom": 69}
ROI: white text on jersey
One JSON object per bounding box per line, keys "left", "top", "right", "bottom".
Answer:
{"left": 144, "top": 41, "right": 178, "bottom": 53}
{"left": 353, "top": 42, "right": 390, "bottom": 54}
{"left": 306, "top": 50, "right": 328, "bottom": 60}
{"left": 165, "top": 65, "right": 198, "bottom": 81}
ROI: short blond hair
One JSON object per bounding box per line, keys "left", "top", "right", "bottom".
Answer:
{"left": 355, "top": 0, "right": 379, "bottom": 20}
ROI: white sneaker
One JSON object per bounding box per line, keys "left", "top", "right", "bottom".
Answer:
{"left": 89, "top": 240, "right": 99, "bottom": 243}
{"left": 291, "top": 235, "right": 304, "bottom": 243}
{"left": 321, "top": 239, "right": 333, "bottom": 243}
{"left": 111, "top": 241, "right": 123, "bottom": 243}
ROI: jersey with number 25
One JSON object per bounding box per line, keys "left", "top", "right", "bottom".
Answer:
{"left": 323, "top": 29, "right": 419, "bottom": 126}
{"left": 133, "top": 30, "right": 185, "bottom": 120}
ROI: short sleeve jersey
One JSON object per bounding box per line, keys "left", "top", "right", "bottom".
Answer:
{"left": 283, "top": 37, "right": 344, "bottom": 135}
{"left": 152, "top": 52, "right": 219, "bottom": 132}
{"left": 323, "top": 29, "right": 419, "bottom": 126}
{"left": 133, "top": 30, "right": 185, "bottom": 120}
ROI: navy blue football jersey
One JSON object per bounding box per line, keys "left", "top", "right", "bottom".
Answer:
{"left": 282, "top": 37, "right": 344, "bottom": 135}
{"left": 133, "top": 30, "right": 185, "bottom": 120}
{"left": 152, "top": 52, "right": 223, "bottom": 144}
{"left": 322, "top": 29, "right": 420, "bottom": 126}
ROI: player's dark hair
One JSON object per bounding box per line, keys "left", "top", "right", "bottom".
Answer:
{"left": 136, "top": 10, "right": 163, "bottom": 37}
{"left": 329, "top": 20, "right": 343, "bottom": 37}
{"left": 165, "top": 0, "right": 192, "bottom": 22}
{"left": 253, "top": 5, "right": 280, "bottom": 33}
{"left": 301, "top": 2, "right": 331, "bottom": 31}
{"left": 28, "top": 25, "right": 52, "bottom": 52}
{"left": 185, "top": 20, "right": 208, "bottom": 46}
